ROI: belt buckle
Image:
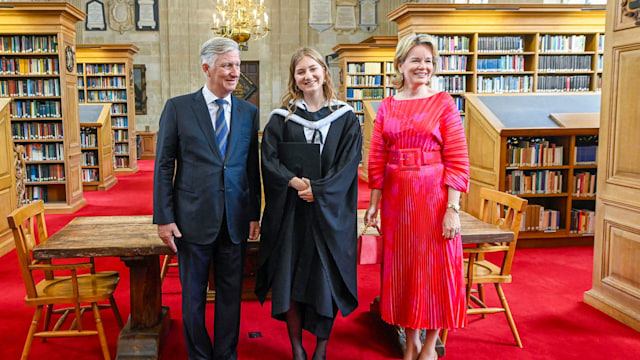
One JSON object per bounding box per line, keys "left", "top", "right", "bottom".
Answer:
{"left": 398, "top": 148, "right": 420, "bottom": 171}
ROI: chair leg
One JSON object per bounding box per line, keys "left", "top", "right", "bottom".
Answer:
{"left": 22, "top": 306, "right": 43, "bottom": 360}
{"left": 440, "top": 329, "right": 448, "bottom": 345}
{"left": 42, "top": 304, "right": 53, "bottom": 342}
{"left": 495, "top": 283, "right": 523, "bottom": 348}
{"left": 478, "top": 284, "right": 486, "bottom": 319}
{"left": 92, "top": 302, "right": 111, "bottom": 360}
{"left": 109, "top": 296, "right": 124, "bottom": 329}
{"left": 160, "top": 254, "right": 173, "bottom": 283}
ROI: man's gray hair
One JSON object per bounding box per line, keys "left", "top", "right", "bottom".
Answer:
{"left": 200, "top": 37, "right": 239, "bottom": 66}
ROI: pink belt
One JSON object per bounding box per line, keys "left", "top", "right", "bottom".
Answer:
{"left": 388, "top": 149, "right": 441, "bottom": 171}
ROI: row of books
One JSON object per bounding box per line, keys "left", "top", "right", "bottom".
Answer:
{"left": 573, "top": 172, "right": 597, "bottom": 197}
{"left": 81, "top": 76, "right": 127, "bottom": 89}
{"left": 539, "top": 34, "right": 586, "bottom": 53}
{"left": 0, "top": 78, "right": 60, "bottom": 97}
{"left": 598, "top": 35, "right": 605, "bottom": 52}
{"left": 110, "top": 103, "right": 128, "bottom": 114}
{"left": 570, "top": 209, "right": 596, "bottom": 234}
{"left": 0, "top": 35, "right": 58, "bottom": 53}
{"left": 597, "top": 54, "right": 603, "bottom": 71}
{"left": 435, "top": 35, "right": 471, "bottom": 53}
{"left": 82, "top": 169, "right": 100, "bottom": 182}
{"left": 24, "top": 143, "right": 64, "bottom": 161}
{"left": 536, "top": 75, "right": 591, "bottom": 92}
{"left": 431, "top": 75, "right": 467, "bottom": 93}
{"left": 345, "top": 75, "right": 382, "bottom": 86}
{"left": 477, "top": 55, "right": 526, "bottom": 72}
{"left": 9, "top": 99, "right": 61, "bottom": 118}
{"left": 538, "top": 55, "right": 592, "bottom": 72}
{"left": 476, "top": 75, "right": 533, "bottom": 93}
{"left": 86, "top": 90, "right": 127, "bottom": 102}
{"left": 346, "top": 62, "right": 381, "bottom": 74}
{"left": 384, "top": 88, "right": 397, "bottom": 97}
{"left": 520, "top": 204, "right": 561, "bottom": 232}
{"left": 0, "top": 57, "right": 59, "bottom": 75}
{"left": 115, "top": 156, "right": 130, "bottom": 168}
{"left": 507, "top": 142, "right": 564, "bottom": 167}
{"left": 80, "top": 131, "right": 97, "bottom": 147}
{"left": 506, "top": 170, "right": 563, "bottom": 195}
{"left": 26, "top": 164, "right": 65, "bottom": 182}
{"left": 82, "top": 151, "right": 98, "bottom": 166}
{"left": 347, "top": 100, "right": 363, "bottom": 112}
{"left": 437, "top": 55, "right": 468, "bottom": 72}
{"left": 11, "top": 122, "right": 63, "bottom": 140}
{"left": 112, "top": 116, "right": 129, "bottom": 128}
{"left": 82, "top": 63, "right": 126, "bottom": 75}
{"left": 114, "top": 143, "right": 129, "bottom": 155}
{"left": 574, "top": 145, "right": 598, "bottom": 165}
{"left": 477, "top": 36, "right": 524, "bottom": 53}
{"left": 26, "top": 186, "right": 48, "bottom": 202}
{"left": 113, "top": 129, "right": 129, "bottom": 141}
{"left": 345, "top": 88, "right": 383, "bottom": 100}
{"left": 453, "top": 97, "right": 465, "bottom": 113}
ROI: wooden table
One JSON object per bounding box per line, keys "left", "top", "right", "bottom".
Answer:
{"left": 33, "top": 216, "right": 172, "bottom": 360}
{"left": 364, "top": 211, "right": 515, "bottom": 358}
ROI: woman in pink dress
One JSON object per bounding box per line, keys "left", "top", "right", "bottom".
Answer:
{"left": 364, "top": 33, "right": 470, "bottom": 360}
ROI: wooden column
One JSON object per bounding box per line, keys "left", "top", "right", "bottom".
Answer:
{"left": 584, "top": 1, "right": 640, "bottom": 331}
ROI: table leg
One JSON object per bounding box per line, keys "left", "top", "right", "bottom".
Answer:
{"left": 116, "top": 255, "right": 171, "bottom": 360}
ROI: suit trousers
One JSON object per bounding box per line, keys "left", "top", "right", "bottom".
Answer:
{"left": 176, "top": 217, "right": 246, "bottom": 360}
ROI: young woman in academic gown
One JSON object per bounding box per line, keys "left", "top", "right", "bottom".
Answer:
{"left": 256, "top": 47, "right": 362, "bottom": 360}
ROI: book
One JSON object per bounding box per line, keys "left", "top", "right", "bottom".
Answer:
{"left": 278, "top": 142, "right": 321, "bottom": 180}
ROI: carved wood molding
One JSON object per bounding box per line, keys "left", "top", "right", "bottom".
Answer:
{"left": 14, "top": 144, "right": 27, "bottom": 207}
{"left": 622, "top": 0, "right": 640, "bottom": 26}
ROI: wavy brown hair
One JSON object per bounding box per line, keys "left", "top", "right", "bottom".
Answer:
{"left": 280, "top": 47, "right": 338, "bottom": 113}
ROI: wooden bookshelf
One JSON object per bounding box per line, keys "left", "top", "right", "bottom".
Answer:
{"left": 0, "top": 3, "right": 86, "bottom": 213}
{"left": 79, "top": 103, "right": 116, "bottom": 191}
{"left": 464, "top": 93, "right": 599, "bottom": 247}
{"left": 333, "top": 36, "right": 397, "bottom": 126}
{"left": 0, "top": 98, "right": 17, "bottom": 256}
{"left": 360, "top": 100, "right": 381, "bottom": 182}
{"left": 76, "top": 44, "right": 139, "bottom": 174}
{"left": 334, "top": 5, "right": 605, "bottom": 128}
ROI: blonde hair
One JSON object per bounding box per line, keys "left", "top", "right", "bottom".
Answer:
{"left": 391, "top": 33, "right": 439, "bottom": 91}
{"left": 280, "top": 47, "right": 338, "bottom": 113}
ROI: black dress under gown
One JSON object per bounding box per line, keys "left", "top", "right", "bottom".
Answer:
{"left": 255, "top": 103, "right": 362, "bottom": 337}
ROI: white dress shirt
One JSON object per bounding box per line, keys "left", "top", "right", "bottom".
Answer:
{"left": 202, "top": 86, "right": 232, "bottom": 132}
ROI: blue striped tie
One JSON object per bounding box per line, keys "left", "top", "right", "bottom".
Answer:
{"left": 214, "top": 99, "right": 228, "bottom": 157}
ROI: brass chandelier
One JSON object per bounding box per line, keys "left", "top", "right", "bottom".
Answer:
{"left": 212, "top": 0, "right": 270, "bottom": 51}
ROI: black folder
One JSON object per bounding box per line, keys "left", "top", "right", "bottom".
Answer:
{"left": 278, "top": 142, "right": 321, "bottom": 180}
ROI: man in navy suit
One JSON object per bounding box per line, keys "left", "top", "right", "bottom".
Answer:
{"left": 153, "top": 37, "right": 261, "bottom": 360}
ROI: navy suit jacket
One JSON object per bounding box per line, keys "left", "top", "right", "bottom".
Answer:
{"left": 153, "top": 89, "right": 261, "bottom": 244}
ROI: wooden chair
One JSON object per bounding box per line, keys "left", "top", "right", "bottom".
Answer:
{"left": 7, "top": 201, "right": 124, "bottom": 360}
{"left": 442, "top": 187, "right": 527, "bottom": 348}
{"left": 160, "top": 254, "right": 178, "bottom": 284}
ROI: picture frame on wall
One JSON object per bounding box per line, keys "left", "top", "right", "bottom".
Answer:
{"left": 135, "top": 0, "right": 159, "bottom": 31}
{"left": 134, "top": 64, "right": 147, "bottom": 115}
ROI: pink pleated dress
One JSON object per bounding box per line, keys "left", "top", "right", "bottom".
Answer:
{"left": 368, "top": 92, "right": 470, "bottom": 330}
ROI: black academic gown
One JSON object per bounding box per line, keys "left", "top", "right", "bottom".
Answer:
{"left": 256, "top": 105, "right": 362, "bottom": 336}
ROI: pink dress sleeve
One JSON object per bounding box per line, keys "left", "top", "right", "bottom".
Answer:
{"left": 440, "top": 94, "right": 470, "bottom": 193}
{"left": 368, "top": 98, "right": 389, "bottom": 190}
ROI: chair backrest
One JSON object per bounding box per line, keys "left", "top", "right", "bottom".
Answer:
{"left": 7, "top": 200, "right": 49, "bottom": 299}
{"left": 477, "top": 187, "right": 528, "bottom": 275}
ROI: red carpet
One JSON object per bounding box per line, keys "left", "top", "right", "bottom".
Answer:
{"left": 1, "top": 160, "right": 639, "bottom": 359}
